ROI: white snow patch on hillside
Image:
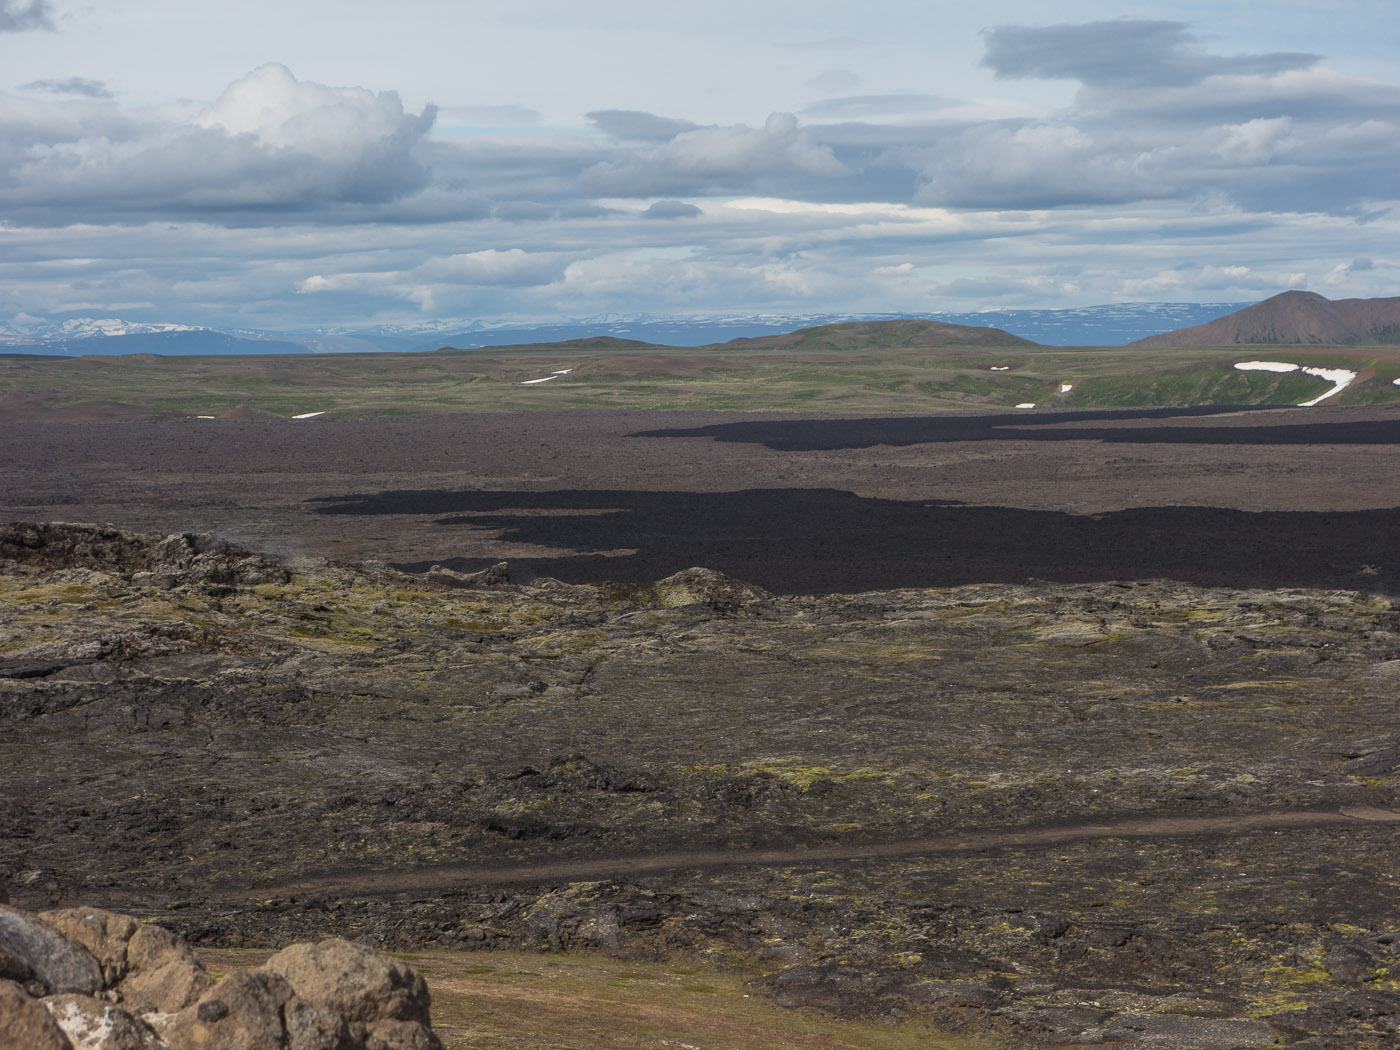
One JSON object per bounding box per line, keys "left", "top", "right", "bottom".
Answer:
{"left": 1298, "top": 367, "right": 1356, "bottom": 406}
{"left": 1233, "top": 361, "right": 1357, "bottom": 406}
{"left": 1233, "top": 361, "right": 1298, "bottom": 373}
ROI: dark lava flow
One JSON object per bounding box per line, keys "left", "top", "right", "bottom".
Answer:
{"left": 314, "top": 487, "right": 1400, "bottom": 596}
{"left": 630, "top": 405, "right": 1400, "bottom": 451}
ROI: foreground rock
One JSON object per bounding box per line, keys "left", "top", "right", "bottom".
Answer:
{"left": 0, "top": 904, "right": 442, "bottom": 1050}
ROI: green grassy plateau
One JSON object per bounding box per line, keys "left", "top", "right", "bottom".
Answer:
{"left": 4, "top": 322, "right": 1400, "bottom": 419}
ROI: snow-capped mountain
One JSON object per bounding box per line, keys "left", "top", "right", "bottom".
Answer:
{"left": 0, "top": 317, "right": 205, "bottom": 340}
{"left": 0, "top": 303, "right": 1254, "bottom": 356}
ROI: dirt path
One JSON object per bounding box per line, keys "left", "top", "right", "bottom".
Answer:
{"left": 244, "top": 806, "right": 1400, "bottom": 900}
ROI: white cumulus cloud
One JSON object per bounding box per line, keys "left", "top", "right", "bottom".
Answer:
{"left": 580, "top": 112, "right": 847, "bottom": 196}
{"left": 0, "top": 64, "right": 436, "bottom": 219}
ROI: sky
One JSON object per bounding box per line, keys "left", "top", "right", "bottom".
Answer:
{"left": 2, "top": 0, "right": 1398, "bottom": 331}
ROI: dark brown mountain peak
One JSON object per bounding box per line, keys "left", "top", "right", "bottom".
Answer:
{"left": 1130, "top": 291, "right": 1400, "bottom": 347}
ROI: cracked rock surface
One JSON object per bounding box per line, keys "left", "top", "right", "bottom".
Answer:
{"left": 3, "top": 521, "right": 1400, "bottom": 1048}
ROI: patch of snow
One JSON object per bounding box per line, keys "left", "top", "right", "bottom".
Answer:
{"left": 1298, "top": 366, "right": 1356, "bottom": 406}
{"left": 1234, "top": 360, "right": 1357, "bottom": 406}
{"left": 1015, "top": 402, "right": 1036, "bottom": 409}
{"left": 989, "top": 365, "right": 1009, "bottom": 371}
{"left": 1394, "top": 378, "right": 1400, "bottom": 387}
{"left": 196, "top": 415, "right": 216, "bottom": 419}
{"left": 551, "top": 368, "right": 573, "bottom": 375}
{"left": 521, "top": 375, "right": 558, "bottom": 385}
{"left": 1234, "top": 361, "right": 1298, "bottom": 373}
{"left": 290, "top": 411, "right": 325, "bottom": 419}
{"left": 1060, "top": 383, "right": 1073, "bottom": 392}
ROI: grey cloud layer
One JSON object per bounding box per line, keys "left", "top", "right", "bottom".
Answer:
{"left": 5, "top": 24, "right": 1395, "bottom": 225}
{"left": 981, "top": 20, "right": 1320, "bottom": 88}
{"left": 4, "top": 19, "right": 1398, "bottom": 327}
{"left": 0, "top": 0, "right": 52, "bottom": 32}
{"left": 18, "top": 77, "right": 112, "bottom": 98}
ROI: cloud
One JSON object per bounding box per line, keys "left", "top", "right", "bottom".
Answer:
{"left": 4, "top": 17, "right": 1400, "bottom": 329}
{"left": 0, "top": 64, "right": 437, "bottom": 219}
{"left": 805, "top": 69, "right": 860, "bottom": 94}
{"left": 298, "top": 249, "right": 572, "bottom": 313}
{"left": 18, "top": 77, "right": 112, "bottom": 98}
{"left": 916, "top": 122, "right": 1172, "bottom": 208}
{"left": 586, "top": 109, "right": 702, "bottom": 141}
{"left": 494, "top": 200, "right": 555, "bottom": 222}
{"left": 981, "top": 20, "right": 1319, "bottom": 89}
{"left": 885, "top": 24, "right": 1400, "bottom": 215}
{"left": 580, "top": 112, "right": 847, "bottom": 196}
{"left": 641, "top": 199, "right": 701, "bottom": 219}
{"left": 800, "top": 94, "right": 953, "bottom": 120}
{"left": 413, "top": 248, "right": 568, "bottom": 286}
{"left": 436, "top": 105, "right": 541, "bottom": 127}
{"left": 780, "top": 37, "right": 866, "bottom": 52}
{"left": 0, "top": 0, "right": 52, "bottom": 32}
{"left": 1117, "top": 264, "right": 1308, "bottom": 298}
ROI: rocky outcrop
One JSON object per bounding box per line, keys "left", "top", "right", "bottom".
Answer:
{"left": 653, "top": 566, "right": 771, "bottom": 608}
{"left": 0, "top": 522, "right": 289, "bottom": 592}
{"left": 0, "top": 906, "right": 442, "bottom": 1050}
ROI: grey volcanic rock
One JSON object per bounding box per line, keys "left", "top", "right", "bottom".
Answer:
{"left": 38, "top": 907, "right": 141, "bottom": 987}
{"left": 422, "top": 561, "right": 511, "bottom": 590}
{"left": 1131, "top": 290, "right": 1400, "bottom": 347}
{"left": 653, "top": 565, "right": 771, "bottom": 608}
{"left": 0, "top": 905, "right": 102, "bottom": 996}
{"left": 0, "top": 521, "right": 289, "bottom": 592}
{"left": 1100, "top": 1013, "right": 1279, "bottom": 1048}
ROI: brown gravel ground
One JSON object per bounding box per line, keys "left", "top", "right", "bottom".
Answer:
{"left": 3, "top": 404, "right": 1399, "bottom": 594}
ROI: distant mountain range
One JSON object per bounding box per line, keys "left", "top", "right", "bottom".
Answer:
{"left": 1130, "top": 291, "right": 1400, "bottom": 347}
{"left": 1, "top": 302, "right": 1251, "bottom": 356}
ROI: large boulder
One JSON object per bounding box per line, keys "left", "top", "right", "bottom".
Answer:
{"left": 158, "top": 970, "right": 296, "bottom": 1050}
{"left": 262, "top": 938, "right": 431, "bottom": 1026}
{"left": 0, "top": 979, "right": 74, "bottom": 1050}
{"left": 39, "top": 907, "right": 216, "bottom": 1014}
{"left": 0, "top": 905, "right": 102, "bottom": 996}
{"left": 38, "top": 908, "right": 141, "bottom": 987}
{"left": 121, "top": 922, "right": 216, "bottom": 1014}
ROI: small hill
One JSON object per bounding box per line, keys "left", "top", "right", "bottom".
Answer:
{"left": 724, "top": 318, "right": 1038, "bottom": 350}
{"left": 437, "top": 336, "right": 662, "bottom": 353}
{"left": 1130, "top": 291, "right": 1400, "bottom": 347}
